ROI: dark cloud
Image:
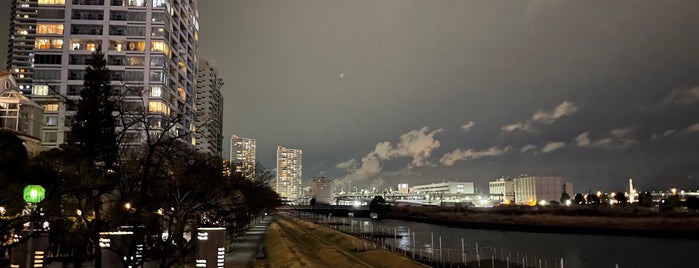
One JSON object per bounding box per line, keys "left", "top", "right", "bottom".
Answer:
{"left": 195, "top": 0, "right": 699, "bottom": 192}
{"left": 1, "top": 1, "right": 697, "bottom": 193}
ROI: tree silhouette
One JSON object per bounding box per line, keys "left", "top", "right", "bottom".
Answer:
{"left": 560, "top": 192, "right": 571, "bottom": 204}
{"left": 614, "top": 192, "right": 628, "bottom": 205}
{"left": 70, "top": 47, "right": 117, "bottom": 168}
{"left": 638, "top": 192, "right": 653, "bottom": 207}
{"left": 574, "top": 193, "right": 586, "bottom": 205}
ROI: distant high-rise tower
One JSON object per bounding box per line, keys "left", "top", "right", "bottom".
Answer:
{"left": 7, "top": 0, "right": 200, "bottom": 147}
{"left": 276, "top": 146, "right": 302, "bottom": 200}
{"left": 230, "top": 135, "right": 256, "bottom": 178}
{"left": 194, "top": 60, "right": 224, "bottom": 156}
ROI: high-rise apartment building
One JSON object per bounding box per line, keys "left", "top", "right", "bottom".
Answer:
{"left": 194, "top": 60, "right": 223, "bottom": 156}
{"left": 276, "top": 146, "right": 302, "bottom": 200}
{"left": 230, "top": 135, "right": 255, "bottom": 179}
{"left": 7, "top": 0, "right": 200, "bottom": 147}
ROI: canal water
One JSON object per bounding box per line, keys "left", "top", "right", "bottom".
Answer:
{"left": 328, "top": 216, "right": 699, "bottom": 268}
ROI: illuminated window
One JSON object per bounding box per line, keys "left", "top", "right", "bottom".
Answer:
{"left": 177, "top": 87, "right": 186, "bottom": 101}
{"left": 37, "top": 24, "right": 64, "bottom": 35}
{"left": 45, "top": 116, "right": 58, "bottom": 126}
{"left": 127, "top": 0, "right": 146, "bottom": 6}
{"left": 38, "top": 0, "right": 65, "bottom": 4}
{"left": 150, "top": 86, "right": 162, "bottom": 97}
{"left": 43, "top": 104, "right": 59, "bottom": 112}
{"left": 148, "top": 101, "right": 170, "bottom": 114}
{"left": 127, "top": 41, "right": 146, "bottom": 51}
{"left": 35, "top": 39, "right": 51, "bottom": 49}
{"left": 35, "top": 39, "right": 63, "bottom": 49}
{"left": 32, "top": 85, "right": 49, "bottom": 95}
{"left": 52, "top": 39, "right": 63, "bottom": 49}
{"left": 86, "top": 43, "right": 96, "bottom": 51}
{"left": 150, "top": 41, "right": 170, "bottom": 56}
{"left": 153, "top": 0, "right": 168, "bottom": 8}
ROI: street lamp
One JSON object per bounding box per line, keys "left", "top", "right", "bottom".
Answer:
{"left": 23, "top": 185, "right": 46, "bottom": 204}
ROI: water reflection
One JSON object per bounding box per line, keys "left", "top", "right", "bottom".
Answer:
{"left": 315, "top": 213, "right": 699, "bottom": 268}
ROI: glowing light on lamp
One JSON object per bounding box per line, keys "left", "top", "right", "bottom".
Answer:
{"left": 23, "top": 185, "right": 45, "bottom": 203}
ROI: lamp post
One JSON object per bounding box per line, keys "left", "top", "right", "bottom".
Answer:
{"left": 18, "top": 185, "right": 46, "bottom": 268}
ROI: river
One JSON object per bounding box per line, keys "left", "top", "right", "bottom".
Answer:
{"left": 325, "top": 215, "right": 699, "bottom": 268}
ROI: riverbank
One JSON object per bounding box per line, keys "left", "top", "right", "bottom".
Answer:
{"left": 387, "top": 206, "right": 699, "bottom": 239}
{"left": 265, "top": 215, "right": 429, "bottom": 268}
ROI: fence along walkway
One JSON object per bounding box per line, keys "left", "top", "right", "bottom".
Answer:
{"left": 288, "top": 211, "right": 566, "bottom": 268}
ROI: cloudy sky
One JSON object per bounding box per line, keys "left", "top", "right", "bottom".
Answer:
{"left": 2, "top": 0, "right": 699, "bottom": 193}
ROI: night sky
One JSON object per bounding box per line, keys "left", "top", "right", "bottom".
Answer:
{"left": 2, "top": 1, "right": 699, "bottom": 193}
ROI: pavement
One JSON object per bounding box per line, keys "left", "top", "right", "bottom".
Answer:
{"left": 225, "top": 215, "right": 273, "bottom": 268}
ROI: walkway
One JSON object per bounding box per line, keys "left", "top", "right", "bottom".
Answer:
{"left": 225, "top": 215, "right": 273, "bottom": 268}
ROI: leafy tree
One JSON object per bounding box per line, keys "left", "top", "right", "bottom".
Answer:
{"left": 638, "top": 192, "right": 653, "bottom": 207}
{"left": 574, "top": 193, "right": 586, "bottom": 205}
{"left": 587, "top": 193, "right": 601, "bottom": 205}
{"left": 560, "top": 192, "right": 571, "bottom": 204}
{"left": 685, "top": 196, "right": 699, "bottom": 210}
{"left": 0, "top": 130, "right": 28, "bottom": 211}
{"left": 369, "top": 195, "right": 389, "bottom": 217}
{"left": 667, "top": 194, "right": 681, "bottom": 208}
{"left": 614, "top": 192, "right": 628, "bottom": 205}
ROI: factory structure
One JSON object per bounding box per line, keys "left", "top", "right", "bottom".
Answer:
{"left": 489, "top": 175, "right": 574, "bottom": 205}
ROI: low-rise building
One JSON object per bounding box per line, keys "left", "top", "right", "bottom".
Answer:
{"left": 0, "top": 72, "right": 44, "bottom": 156}
{"left": 514, "top": 176, "right": 564, "bottom": 205}
{"left": 489, "top": 178, "right": 515, "bottom": 203}
{"left": 309, "top": 177, "right": 333, "bottom": 205}
{"left": 410, "top": 181, "right": 475, "bottom": 195}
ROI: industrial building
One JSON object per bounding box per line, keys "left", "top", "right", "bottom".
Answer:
{"left": 489, "top": 178, "right": 515, "bottom": 203}
{"left": 514, "top": 176, "right": 568, "bottom": 205}
{"left": 410, "top": 182, "right": 475, "bottom": 195}
{"left": 309, "top": 177, "right": 333, "bottom": 205}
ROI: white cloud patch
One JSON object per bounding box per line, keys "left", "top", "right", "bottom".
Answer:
{"left": 520, "top": 144, "right": 538, "bottom": 153}
{"left": 532, "top": 101, "right": 579, "bottom": 125}
{"left": 574, "top": 132, "right": 592, "bottom": 147}
{"left": 394, "top": 127, "right": 444, "bottom": 167}
{"left": 573, "top": 128, "right": 637, "bottom": 149}
{"left": 338, "top": 127, "right": 443, "bottom": 186}
{"left": 662, "top": 86, "right": 699, "bottom": 106}
{"left": 460, "top": 121, "right": 476, "bottom": 132}
{"left": 664, "top": 129, "right": 677, "bottom": 137}
{"left": 541, "top": 141, "right": 566, "bottom": 153}
{"left": 439, "top": 146, "right": 511, "bottom": 166}
{"left": 679, "top": 122, "right": 699, "bottom": 135}
{"left": 502, "top": 101, "right": 578, "bottom": 133}
{"left": 610, "top": 127, "right": 633, "bottom": 138}
{"left": 335, "top": 158, "right": 357, "bottom": 170}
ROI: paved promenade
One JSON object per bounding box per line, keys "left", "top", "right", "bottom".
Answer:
{"left": 225, "top": 216, "right": 272, "bottom": 268}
